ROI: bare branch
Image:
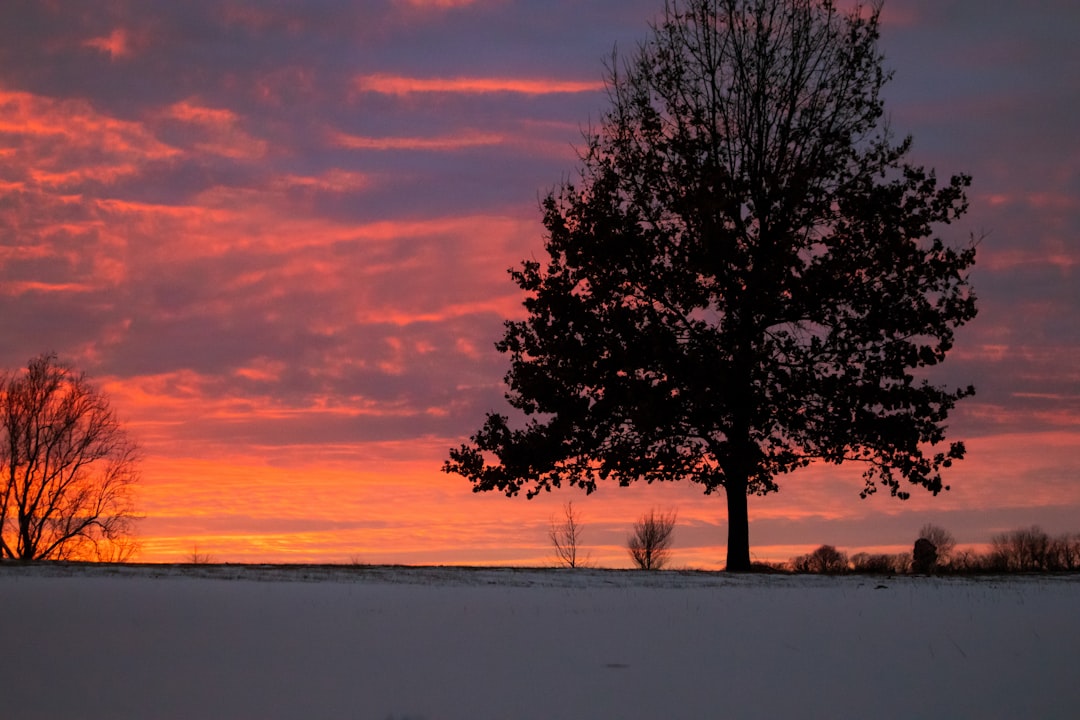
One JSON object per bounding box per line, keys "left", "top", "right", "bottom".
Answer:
{"left": 549, "top": 501, "right": 588, "bottom": 568}
{"left": 627, "top": 508, "right": 677, "bottom": 570}
{"left": 1, "top": 353, "right": 140, "bottom": 561}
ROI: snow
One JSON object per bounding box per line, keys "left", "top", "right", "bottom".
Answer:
{"left": 2, "top": 564, "right": 1078, "bottom": 719}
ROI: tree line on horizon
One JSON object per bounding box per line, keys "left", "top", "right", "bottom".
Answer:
{"left": 551, "top": 506, "right": 1080, "bottom": 575}
{"left": 790, "top": 524, "right": 1080, "bottom": 575}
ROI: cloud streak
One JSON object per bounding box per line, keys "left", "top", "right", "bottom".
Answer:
{"left": 330, "top": 128, "right": 505, "bottom": 151}
{"left": 354, "top": 73, "right": 605, "bottom": 96}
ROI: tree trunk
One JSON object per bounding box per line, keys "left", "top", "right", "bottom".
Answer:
{"left": 725, "top": 478, "right": 751, "bottom": 571}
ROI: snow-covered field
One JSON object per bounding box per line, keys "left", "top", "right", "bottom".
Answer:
{"left": 2, "top": 564, "right": 1078, "bottom": 720}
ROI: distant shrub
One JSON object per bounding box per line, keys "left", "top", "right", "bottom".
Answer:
{"left": 749, "top": 561, "right": 790, "bottom": 573}
{"left": 918, "top": 523, "right": 956, "bottom": 565}
{"left": 791, "top": 545, "right": 849, "bottom": 574}
{"left": 947, "top": 549, "right": 989, "bottom": 573}
{"left": 912, "top": 538, "right": 938, "bottom": 574}
{"left": 850, "top": 552, "right": 899, "bottom": 574}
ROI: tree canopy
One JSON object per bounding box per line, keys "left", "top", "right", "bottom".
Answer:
{"left": 445, "top": 0, "right": 977, "bottom": 571}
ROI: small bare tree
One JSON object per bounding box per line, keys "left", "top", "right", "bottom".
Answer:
{"left": 188, "top": 544, "right": 215, "bottom": 565}
{"left": 94, "top": 535, "right": 140, "bottom": 563}
{"left": 1, "top": 353, "right": 140, "bottom": 561}
{"left": 549, "top": 501, "right": 587, "bottom": 568}
{"left": 627, "top": 508, "right": 676, "bottom": 570}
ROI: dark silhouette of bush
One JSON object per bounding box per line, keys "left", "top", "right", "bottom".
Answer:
{"left": 794, "top": 526, "right": 1080, "bottom": 576}
{"left": 850, "top": 552, "right": 902, "bottom": 574}
{"left": 791, "top": 545, "right": 849, "bottom": 574}
{"left": 947, "top": 549, "right": 989, "bottom": 573}
{"left": 912, "top": 538, "right": 938, "bottom": 574}
{"left": 918, "top": 523, "right": 956, "bottom": 565}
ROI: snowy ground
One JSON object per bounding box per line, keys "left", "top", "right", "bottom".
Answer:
{"left": 2, "top": 564, "right": 1078, "bottom": 720}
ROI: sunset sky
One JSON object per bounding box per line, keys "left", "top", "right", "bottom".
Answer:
{"left": 1, "top": 0, "right": 1077, "bottom": 568}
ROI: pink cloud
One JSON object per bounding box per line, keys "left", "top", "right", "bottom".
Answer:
{"left": 395, "top": 0, "right": 482, "bottom": 7}
{"left": 1, "top": 280, "right": 96, "bottom": 295}
{"left": 330, "top": 128, "right": 504, "bottom": 151}
{"left": 159, "top": 99, "right": 268, "bottom": 160}
{"left": 354, "top": 73, "right": 604, "bottom": 96}
{"left": 82, "top": 28, "right": 134, "bottom": 60}
{"left": 982, "top": 247, "right": 1077, "bottom": 273}
{"left": 219, "top": 4, "right": 307, "bottom": 34}
{"left": 253, "top": 66, "right": 317, "bottom": 106}
{"left": 0, "top": 88, "right": 178, "bottom": 187}
{"left": 272, "top": 169, "right": 372, "bottom": 194}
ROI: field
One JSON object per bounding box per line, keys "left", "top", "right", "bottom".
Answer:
{"left": 2, "top": 564, "right": 1078, "bottom": 719}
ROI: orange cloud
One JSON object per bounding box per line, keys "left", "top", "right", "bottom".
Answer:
{"left": 83, "top": 28, "right": 134, "bottom": 60}
{"left": 354, "top": 73, "right": 604, "bottom": 96}
{"left": 982, "top": 248, "right": 1077, "bottom": 273}
{"left": 273, "top": 169, "right": 372, "bottom": 193}
{"left": 160, "top": 99, "right": 268, "bottom": 160}
{"left": 352, "top": 295, "right": 525, "bottom": 327}
{"left": 395, "top": 0, "right": 481, "bottom": 7}
{"left": 0, "top": 88, "right": 178, "bottom": 187}
{"left": 233, "top": 357, "right": 288, "bottom": 383}
{"left": 163, "top": 100, "right": 240, "bottom": 127}
{"left": 330, "top": 129, "right": 504, "bottom": 151}
{"left": 329, "top": 120, "right": 586, "bottom": 161}
{"left": 0, "top": 280, "right": 96, "bottom": 296}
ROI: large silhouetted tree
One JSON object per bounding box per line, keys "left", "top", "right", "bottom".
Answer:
{"left": 1, "top": 353, "right": 140, "bottom": 561}
{"left": 445, "top": 0, "right": 977, "bottom": 570}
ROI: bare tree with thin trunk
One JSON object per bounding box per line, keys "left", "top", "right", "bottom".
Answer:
{"left": 990, "top": 525, "right": 1053, "bottom": 571}
{"left": 627, "top": 508, "right": 676, "bottom": 570}
{"left": 1, "top": 353, "right": 140, "bottom": 561}
{"left": 549, "top": 501, "right": 587, "bottom": 568}
{"left": 188, "top": 543, "right": 215, "bottom": 565}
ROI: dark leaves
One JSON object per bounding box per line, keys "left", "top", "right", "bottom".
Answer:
{"left": 445, "top": 0, "right": 976, "bottom": 515}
